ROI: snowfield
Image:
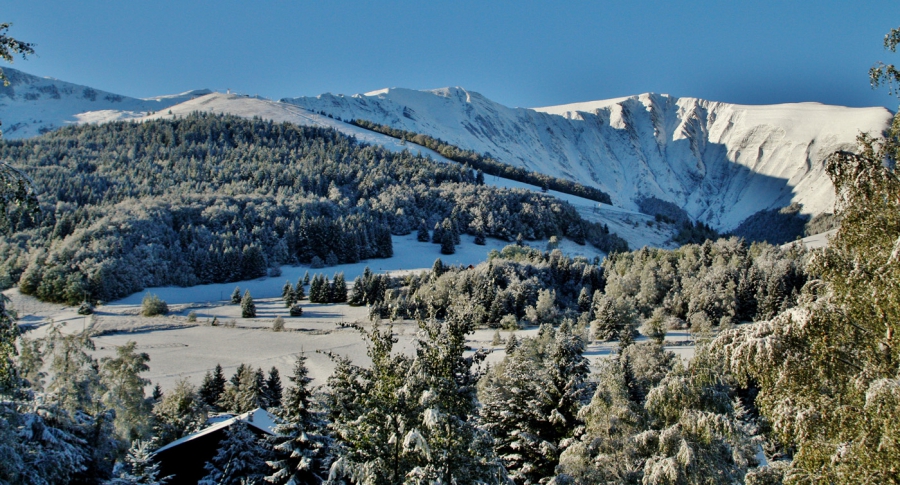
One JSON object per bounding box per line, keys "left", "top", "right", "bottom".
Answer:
{"left": 8, "top": 233, "right": 693, "bottom": 392}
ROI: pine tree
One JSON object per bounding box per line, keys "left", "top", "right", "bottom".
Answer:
{"left": 302, "top": 271, "right": 310, "bottom": 285}
{"left": 199, "top": 421, "right": 270, "bottom": 485}
{"left": 432, "top": 222, "right": 444, "bottom": 244}
{"left": 417, "top": 220, "right": 431, "bottom": 242}
{"left": 219, "top": 365, "right": 263, "bottom": 414}
{"left": 151, "top": 378, "right": 208, "bottom": 446}
{"left": 106, "top": 439, "right": 170, "bottom": 485}
{"left": 231, "top": 286, "right": 241, "bottom": 304}
{"left": 282, "top": 280, "right": 295, "bottom": 308}
{"left": 309, "top": 275, "right": 323, "bottom": 303}
{"left": 264, "top": 367, "right": 283, "bottom": 409}
{"left": 440, "top": 230, "right": 456, "bottom": 255}
{"left": 266, "top": 355, "right": 330, "bottom": 484}
{"left": 332, "top": 272, "right": 348, "bottom": 303}
{"left": 348, "top": 276, "right": 365, "bottom": 306}
{"left": 241, "top": 290, "right": 256, "bottom": 318}
{"left": 199, "top": 364, "right": 227, "bottom": 410}
{"left": 294, "top": 278, "right": 306, "bottom": 301}
{"left": 99, "top": 341, "right": 151, "bottom": 443}
{"left": 432, "top": 258, "right": 445, "bottom": 278}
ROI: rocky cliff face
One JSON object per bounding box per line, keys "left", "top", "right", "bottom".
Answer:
{"left": 284, "top": 88, "right": 892, "bottom": 229}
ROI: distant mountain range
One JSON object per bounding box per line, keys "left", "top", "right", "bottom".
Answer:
{"left": 1, "top": 66, "right": 892, "bottom": 231}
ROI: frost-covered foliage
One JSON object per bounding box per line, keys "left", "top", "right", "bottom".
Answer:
{"left": 199, "top": 420, "right": 270, "bottom": 485}
{"left": 151, "top": 378, "right": 208, "bottom": 447}
{"left": 710, "top": 115, "right": 900, "bottom": 483}
{"left": 478, "top": 322, "right": 590, "bottom": 484}
{"left": 325, "top": 309, "right": 507, "bottom": 485}
{"left": 601, "top": 238, "right": 806, "bottom": 330}
{"left": 266, "top": 355, "right": 331, "bottom": 484}
{"left": 104, "top": 439, "right": 170, "bottom": 485}
{"left": 372, "top": 246, "right": 603, "bottom": 326}
{"left": 0, "top": 113, "right": 619, "bottom": 303}
{"left": 555, "top": 342, "right": 759, "bottom": 484}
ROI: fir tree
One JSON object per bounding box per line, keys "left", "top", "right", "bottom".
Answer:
{"left": 440, "top": 230, "right": 456, "bottom": 255}
{"left": 266, "top": 355, "right": 330, "bottom": 484}
{"left": 105, "top": 439, "right": 170, "bottom": 485}
{"left": 199, "top": 364, "right": 227, "bottom": 411}
{"left": 417, "top": 220, "right": 430, "bottom": 242}
{"left": 231, "top": 286, "right": 241, "bottom": 305}
{"left": 331, "top": 272, "right": 348, "bottom": 303}
{"left": 241, "top": 290, "right": 256, "bottom": 318}
{"left": 199, "top": 421, "right": 270, "bottom": 485}
{"left": 282, "top": 280, "right": 295, "bottom": 308}
{"left": 302, "top": 271, "right": 310, "bottom": 286}
{"left": 264, "top": 367, "right": 283, "bottom": 410}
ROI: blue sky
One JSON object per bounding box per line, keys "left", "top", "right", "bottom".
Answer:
{"left": 4, "top": 1, "right": 900, "bottom": 108}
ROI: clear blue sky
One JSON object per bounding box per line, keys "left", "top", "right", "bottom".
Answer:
{"left": 5, "top": 1, "right": 900, "bottom": 109}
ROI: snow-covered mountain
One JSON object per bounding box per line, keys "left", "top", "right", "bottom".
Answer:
{"left": 282, "top": 88, "right": 893, "bottom": 230}
{"left": 1, "top": 65, "right": 892, "bottom": 232}
{"left": 0, "top": 67, "right": 209, "bottom": 138}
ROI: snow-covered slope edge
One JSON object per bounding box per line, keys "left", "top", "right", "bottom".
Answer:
{"left": 0, "top": 67, "right": 209, "bottom": 138}
{"left": 283, "top": 88, "right": 893, "bottom": 230}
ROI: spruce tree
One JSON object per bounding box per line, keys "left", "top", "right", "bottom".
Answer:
{"left": 302, "top": 271, "right": 310, "bottom": 285}
{"left": 199, "top": 364, "right": 227, "bottom": 410}
{"left": 264, "top": 367, "right": 283, "bottom": 410}
{"left": 230, "top": 286, "right": 241, "bottom": 304}
{"left": 241, "top": 290, "right": 256, "bottom": 318}
{"left": 282, "top": 280, "right": 295, "bottom": 308}
{"left": 266, "top": 355, "right": 330, "bottom": 484}
{"left": 332, "top": 272, "right": 348, "bottom": 303}
{"left": 348, "top": 276, "right": 365, "bottom": 306}
{"left": 432, "top": 222, "right": 444, "bottom": 244}
{"left": 294, "top": 279, "right": 306, "bottom": 301}
{"left": 440, "top": 230, "right": 456, "bottom": 255}
{"left": 199, "top": 421, "right": 270, "bottom": 485}
{"left": 417, "top": 220, "right": 430, "bottom": 242}
{"left": 309, "top": 275, "right": 323, "bottom": 303}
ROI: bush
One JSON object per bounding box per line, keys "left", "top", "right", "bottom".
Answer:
{"left": 500, "top": 314, "right": 519, "bottom": 330}
{"left": 187, "top": 311, "right": 197, "bottom": 322}
{"left": 141, "top": 293, "right": 168, "bottom": 316}
{"left": 289, "top": 304, "right": 303, "bottom": 317}
{"left": 77, "top": 301, "right": 94, "bottom": 315}
{"left": 272, "top": 316, "right": 285, "bottom": 332}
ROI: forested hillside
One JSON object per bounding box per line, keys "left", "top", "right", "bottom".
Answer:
{"left": 0, "top": 113, "right": 625, "bottom": 303}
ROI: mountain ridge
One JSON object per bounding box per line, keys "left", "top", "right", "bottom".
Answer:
{"left": 283, "top": 87, "right": 892, "bottom": 230}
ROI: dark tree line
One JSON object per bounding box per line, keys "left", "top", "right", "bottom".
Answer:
{"left": 350, "top": 118, "right": 613, "bottom": 204}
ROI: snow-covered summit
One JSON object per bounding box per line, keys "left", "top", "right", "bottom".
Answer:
{"left": 0, "top": 67, "right": 208, "bottom": 138}
{"left": 283, "top": 88, "right": 892, "bottom": 230}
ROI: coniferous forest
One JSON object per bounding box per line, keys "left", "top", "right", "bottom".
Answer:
{"left": 0, "top": 113, "right": 626, "bottom": 304}
{"left": 3, "top": 20, "right": 900, "bottom": 484}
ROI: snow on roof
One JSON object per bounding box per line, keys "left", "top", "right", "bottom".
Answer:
{"left": 153, "top": 408, "right": 280, "bottom": 455}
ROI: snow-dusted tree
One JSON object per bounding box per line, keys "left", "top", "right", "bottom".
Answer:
{"left": 241, "top": 290, "right": 256, "bottom": 318}
{"left": 400, "top": 304, "right": 506, "bottom": 484}
{"left": 439, "top": 230, "right": 455, "bottom": 255}
{"left": 105, "top": 439, "right": 170, "bottom": 485}
{"left": 324, "top": 323, "right": 418, "bottom": 485}
{"left": 200, "top": 364, "right": 227, "bottom": 411}
{"left": 152, "top": 378, "right": 208, "bottom": 446}
{"left": 556, "top": 342, "right": 758, "bottom": 484}
{"left": 199, "top": 420, "right": 270, "bottom": 485}
{"left": 331, "top": 272, "right": 348, "bottom": 303}
{"left": 283, "top": 280, "right": 296, "bottom": 308}
{"left": 416, "top": 220, "right": 430, "bottom": 242}
{"left": 0, "top": 293, "right": 18, "bottom": 394}
{"left": 100, "top": 341, "right": 152, "bottom": 444}
{"left": 264, "top": 367, "right": 283, "bottom": 410}
{"left": 231, "top": 286, "right": 242, "bottom": 304}
{"left": 478, "top": 322, "right": 589, "bottom": 484}
{"left": 219, "top": 365, "right": 264, "bottom": 414}
{"left": 266, "top": 355, "right": 330, "bottom": 484}
{"left": 711, "top": 110, "right": 900, "bottom": 482}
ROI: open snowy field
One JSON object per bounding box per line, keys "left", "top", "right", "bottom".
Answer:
{"left": 7, "top": 232, "right": 693, "bottom": 393}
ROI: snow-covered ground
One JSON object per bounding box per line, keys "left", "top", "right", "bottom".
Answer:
{"left": 285, "top": 88, "right": 892, "bottom": 230}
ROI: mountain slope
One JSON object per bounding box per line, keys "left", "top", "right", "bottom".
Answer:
{"left": 0, "top": 67, "right": 209, "bottom": 138}
{"left": 282, "top": 88, "right": 893, "bottom": 230}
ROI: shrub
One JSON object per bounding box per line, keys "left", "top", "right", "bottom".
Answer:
{"left": 187, "top": 311, "right": 198, "bottom": 322}
{"left": 272, "top": 316, "right": 285, "bottom": 332}
{"left": 141, "top": 293, "right": 168, "bottom": 316}
{"left": 289, "top": 305, "right": 303, "bottom": 317}
{"left": 77, "top": 301, "right": 94, "bottom": 315}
